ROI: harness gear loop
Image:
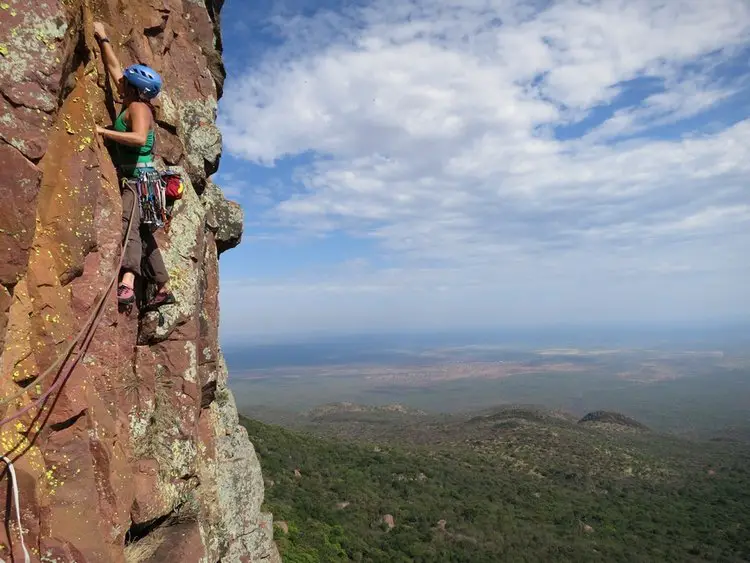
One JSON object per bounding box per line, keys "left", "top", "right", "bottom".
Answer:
{"left": 0, "top": 455, "right": 31, "bottom": 563}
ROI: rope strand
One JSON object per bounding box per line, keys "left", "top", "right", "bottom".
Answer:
{"left": 0, "top": 455, "right": 31, "bottom": 563}
{"left": 0, "top": 183, "right": 137, "bottom": 426}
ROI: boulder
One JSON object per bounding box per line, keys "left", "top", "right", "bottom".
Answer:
{"left": 382, "top": 514, "right": 395, "bottom": 530}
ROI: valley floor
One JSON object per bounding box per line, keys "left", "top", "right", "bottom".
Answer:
{"left": 241, "top": 407, "right": 750, "bottom": 562}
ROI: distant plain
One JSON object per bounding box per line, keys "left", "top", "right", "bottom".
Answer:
{"left": 226, "top": 326, "right": 750, "bottom": 439}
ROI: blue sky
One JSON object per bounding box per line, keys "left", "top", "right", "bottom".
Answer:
{"left": 213, "top": 0, "right": 750, "bottom": 341}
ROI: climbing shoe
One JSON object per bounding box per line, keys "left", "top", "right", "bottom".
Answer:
{"left": 144, "top": 291, "right": 176, "bottom": 311}
{"left": 117, "top": 284, "right": 135, "bottom": 305}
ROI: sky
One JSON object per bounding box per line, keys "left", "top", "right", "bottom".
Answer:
{"left": 213, "top": 0, "right": 750, "bottom": 342}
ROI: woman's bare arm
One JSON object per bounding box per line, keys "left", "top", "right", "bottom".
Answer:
{"left": 97, "top": 102, "right": 151, "bottom": 147}
{"left": 93, "top": 22, "right": 123, "bottom": 86}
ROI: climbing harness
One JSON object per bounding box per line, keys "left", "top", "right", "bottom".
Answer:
{"left": 0, "top": 183, "right": 138, "bottom": 426}
{"left": 0, "top": 456, "right": 32, "bottom": 563}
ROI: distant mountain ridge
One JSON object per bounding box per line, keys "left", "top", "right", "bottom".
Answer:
{"left": 307, "top": 402, "right": 427, "bottom": 420}
{"left": 579, "top": 410, "right": 650, "bottom": 431}
{"left": 252, "top": 402, "right": 654, "bottom": 442}
{"left": 469, "top": 404, "right": 578, "bottom": 425}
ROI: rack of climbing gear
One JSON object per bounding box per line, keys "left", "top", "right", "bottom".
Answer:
{"left": 135, "top": 168, "right": 167, "bottom": 230}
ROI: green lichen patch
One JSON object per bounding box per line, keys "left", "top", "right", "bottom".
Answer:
{"left": 0, "top": 6, "right": 67, "bottom": 85}
{"left": 178, "top": 99, "right": 222, "bottom": 177}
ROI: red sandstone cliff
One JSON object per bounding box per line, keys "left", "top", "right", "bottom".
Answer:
{"left": 0, "top": 1, "right": 280, "bottom": 561}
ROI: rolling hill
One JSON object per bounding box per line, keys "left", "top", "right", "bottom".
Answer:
{"left": 241, "top": 405, "right": 750, "bottom": 562}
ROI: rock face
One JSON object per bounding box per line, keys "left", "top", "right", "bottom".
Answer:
{"left": 0, "top": 1, "right": 280, "bottom": 562}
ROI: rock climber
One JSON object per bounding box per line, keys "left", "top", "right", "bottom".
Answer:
{"left": 93, "top": 22, "right": 176, "bottom": 309}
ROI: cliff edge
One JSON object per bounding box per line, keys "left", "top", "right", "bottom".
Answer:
{"left": 0, "top": 1, "right": 280, "bottom": 561}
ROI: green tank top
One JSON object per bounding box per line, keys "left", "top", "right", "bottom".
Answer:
{"left": 112, "top": 109, "right": 155, "bottom": 176}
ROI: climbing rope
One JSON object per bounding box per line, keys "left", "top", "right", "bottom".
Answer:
{"left": 0, "top": 183, "right": 137, "bottom": 428}
{"left": 0, "top": 455, "right": 31, "bottom": 563}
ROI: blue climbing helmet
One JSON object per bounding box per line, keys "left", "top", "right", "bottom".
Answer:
{"left": 123, "top": 64, "right": 162, "bottom": 99}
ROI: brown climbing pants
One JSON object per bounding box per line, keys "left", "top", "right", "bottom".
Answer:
{"left": 120, "top": 179, "right": 169, "bottom": 286}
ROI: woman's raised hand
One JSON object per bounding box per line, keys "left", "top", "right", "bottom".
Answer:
{"left": 93, "top": 22, "right": 107, "bottom": 41}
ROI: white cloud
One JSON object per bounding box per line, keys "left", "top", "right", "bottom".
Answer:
{"left": 218, "top": 0, "right": 750, "bottom": 335}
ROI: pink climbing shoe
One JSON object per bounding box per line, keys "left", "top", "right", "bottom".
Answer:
{"left": 144, "top": 290, "right": 176, "bottom": 311}
{"left": 117, "top": 284, "right": 135, "bottom": 305}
